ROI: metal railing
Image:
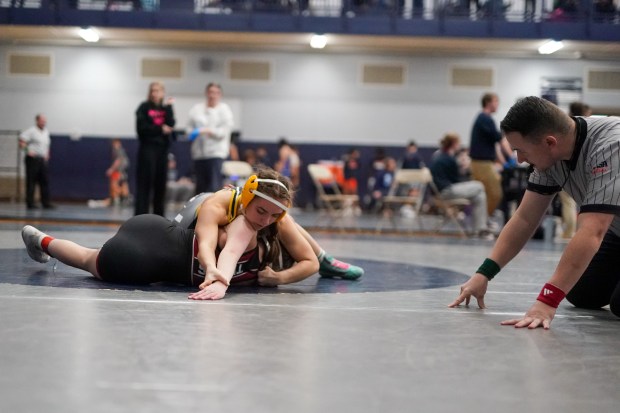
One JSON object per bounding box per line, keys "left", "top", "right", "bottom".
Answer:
{"left": 1, "top": 0, "right": 618, "bottom": 23}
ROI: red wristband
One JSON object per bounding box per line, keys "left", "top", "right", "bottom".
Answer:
{"left": 537, "top": 283, "right": 566, "bottom": 308}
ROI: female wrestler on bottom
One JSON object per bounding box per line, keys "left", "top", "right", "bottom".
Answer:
{"left": 21, "top": 168, "right": 362, "bottom": 301}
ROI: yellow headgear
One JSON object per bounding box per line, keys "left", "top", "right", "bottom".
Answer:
{"left": 240, "top": 174, "right": 289, "bottom": 221}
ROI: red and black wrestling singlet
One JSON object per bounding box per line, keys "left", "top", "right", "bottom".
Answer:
{"left": 190, "top": 235, "right": 261, "bottom": 286}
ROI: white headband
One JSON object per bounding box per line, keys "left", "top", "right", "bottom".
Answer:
{"left": 251, "top": 178, "right": 289, "bottom": 211}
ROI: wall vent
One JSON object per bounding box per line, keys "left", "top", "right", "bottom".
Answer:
{"left": 228, "top": 60, "right": 271, "bottom": 81}
{"left": 362, "top": 63, "right": 405, "bottom": 85}
{"left": 8, "top": 53, "right": 52, "bottom": 76}
{"left": 451, "top": 66, "right": 493, "bottom": 87}
{"left": 587, "top": 69, "right": 620, "bottom": 91}
{"left": 141, "top": 57, "right": 183, "bottom": 78}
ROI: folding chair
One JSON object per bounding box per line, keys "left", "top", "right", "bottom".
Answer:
{"left": 428, "top": 180, "right": 471, "bottom": 237}
{"left": 375, "top": 167, "right": 432, "bottom": 233}
{"left": 221, "top": 161, "right": 254, "bottom": 187}
{"left": 307, "top": 163, "right": 360, "bottom": 228}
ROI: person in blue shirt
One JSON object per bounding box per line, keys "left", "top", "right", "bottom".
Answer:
{"left": 368, "top": 157, "right": 396, "bottom": 213}
{"left": 401, "top": 140, "right": 424, "bottom": 170}
{"left": 469, "top": 93, "right": 514, "bottom": 217}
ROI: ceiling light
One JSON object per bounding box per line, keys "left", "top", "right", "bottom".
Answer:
{"left": 78, "top": 27, "right": 99, "bottom": 43}
{"left": 538, "top": 40, "right": 564, "bottom": 55}
{"left": 310, "top": 34, "right": 327, "bottom": 49}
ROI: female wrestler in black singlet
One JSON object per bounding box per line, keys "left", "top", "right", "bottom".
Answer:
{"left": 21, "top": 168, "right": 320, "bottom": 300}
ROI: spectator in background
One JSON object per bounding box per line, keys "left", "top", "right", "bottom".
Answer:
{"left": 594, "top": 0, "right": 617, "bottom": 22}
{"left": 107, "top": 138, "right": 130, "bottom": 206}
{"left": 19, "top": 113, "right": 54, "bottom": 210}
{"left": 469, "top": 92, "right": 514, "bottom": 217}
{"left": 478, "top": 0, "right": 509, "bottom": 19}
{"left": 370, "top": 146, "right": 387, "bottom": 172}
{"left": 166, "top": 153, "right": 195, "bottom": 209}
{"left": 342, "top": 147, "right": 362, "bottom": 196}
{"left": 134, "top": 81, "right": 175, "bottom": 216}
{"left": 401, "top": 140, "right": 424, "bottom": 169}
{"left": 368, "top": 157, "right": 397, "bottom": 213}
{"left": 88, "top": 138, "right": 131, "bottom": 208}
{"left": 229, "top": 130, "right": 241, "bottom": 161}
{"left": 275, "top": 138, "right": 301, "bottom": 188}
{"left": 455, "top": 147, "right": 472, "bottom": 180}
{"left": 255, "top": 146, "right": 272, "bottom": 168}
{"left": 364, "top": 147, "right": 387, "bottom": 209}
{"left": 398, "top": 141, "right": 427, "bottom": 197}
{"left": 524, "top": 0, "right": 537, "bottom": 21}
{"left": 430, "top": 133, "right": 492, "bottom": 239}
{"left": 186, "top": 83, "right": 234, "bottom": 194}
{"left": 549, "top": 0, "right": 579, "bottom": 20}
{"left": 569, "top": 101, "right": 592, "bottom": 118}
{"left": 242, "top": 148, "right": 258, "bottom": 168}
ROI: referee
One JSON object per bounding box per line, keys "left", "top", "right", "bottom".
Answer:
{"left": 19, "top": 113, "right": 54, "bottom": 209}
{"left": 450, "top": 96, "right": 620, "bottom": 329}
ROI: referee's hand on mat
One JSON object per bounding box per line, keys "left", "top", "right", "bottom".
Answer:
{"left": 448, "top": 273, "right": 488, "bottom": 309}
{"left": 501, "top": 300, "right": 556, "bottom": 330}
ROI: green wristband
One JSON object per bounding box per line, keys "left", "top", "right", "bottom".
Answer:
{"left": 476, "top": 258, "right": 500, "bottom": 281}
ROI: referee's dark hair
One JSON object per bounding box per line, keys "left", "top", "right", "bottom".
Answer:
{"left": 500, "top": 96, "right": 570, "bottom": 142}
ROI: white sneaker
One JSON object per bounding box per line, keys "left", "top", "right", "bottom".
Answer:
{"left": 22, "top": 225, "right": 50, "bottom": 263}
{"left": 475, "top": 229, "right": 496, "bottom": 241}
{"left": 487, "top": 220, "right": 502, "bottom": 233}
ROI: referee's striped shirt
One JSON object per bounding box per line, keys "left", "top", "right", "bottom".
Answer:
{"left": 528, "top": 116, "right": 620, "bottom": 236}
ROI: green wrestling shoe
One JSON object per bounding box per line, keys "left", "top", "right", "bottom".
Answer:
{"left": 319, "top": 255, "right": 364, "bottom": 280}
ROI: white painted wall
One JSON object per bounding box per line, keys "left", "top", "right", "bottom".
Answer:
{"left": 1, "top": 44, "right": 619, "bottom": 146}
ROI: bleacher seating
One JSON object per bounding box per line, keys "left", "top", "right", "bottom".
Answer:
{"left": 1, "top": 0, "right": 617, "bottom": 42}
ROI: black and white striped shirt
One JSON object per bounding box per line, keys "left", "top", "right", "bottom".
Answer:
{"left": 528, "top": 116, "right": 620, "bottom": 236}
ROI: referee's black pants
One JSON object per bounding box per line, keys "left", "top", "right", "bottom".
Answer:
{"left": 566, "top": 230, "right": 620, "bottom": 318}
{"left": 25, "top": 155, "right": 51, "bottom": 208}
{"left": 134, "top": 143, "right": 168, "bottom": 216}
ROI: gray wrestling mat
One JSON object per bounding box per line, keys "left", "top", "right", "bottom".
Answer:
{"left": 0, "top": 204, "right": 618, "bottom": 413}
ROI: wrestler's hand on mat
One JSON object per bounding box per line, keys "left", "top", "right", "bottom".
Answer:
{"left": 501, "top": 300, "right": 556, "bottom": 330}
{"left": 188, "top": 281, "right": 228, "bottom": 300}
{"left": 448, "top": 273, "right": 488, "bottom": 309}
{"left": 257, "top": 266, "right": 279, "bottom": 287}
{"left": 202, "top": 267, "right": 230, "bottom": 287}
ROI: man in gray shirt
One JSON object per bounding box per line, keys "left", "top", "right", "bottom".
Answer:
{"left": 449, "top": 96, "right": 620, "bottom": 329}
{"left": 19, "top": 113, "right": 53, "bottom": 209}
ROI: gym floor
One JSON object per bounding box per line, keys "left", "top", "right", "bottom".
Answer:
{"left": 0, "top": 203, "right": 618, "bottom": 413}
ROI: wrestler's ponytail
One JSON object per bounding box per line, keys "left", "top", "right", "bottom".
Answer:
{"left": 254, "top": 167, "right": 293, "bottom": 270}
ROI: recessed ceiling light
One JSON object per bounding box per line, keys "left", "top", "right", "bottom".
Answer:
{"left": 310, "top": 34, "right": 327, "bottom": 49}
{"left": 78, "top": 27, "right": 99, "bottom": 43}
{"left": 538, "top": 40, "right": 564, "bottom": 55}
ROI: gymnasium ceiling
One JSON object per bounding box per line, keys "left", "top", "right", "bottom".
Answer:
{"left": 1, "top": 25, "right": 620, "bottom": 60}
